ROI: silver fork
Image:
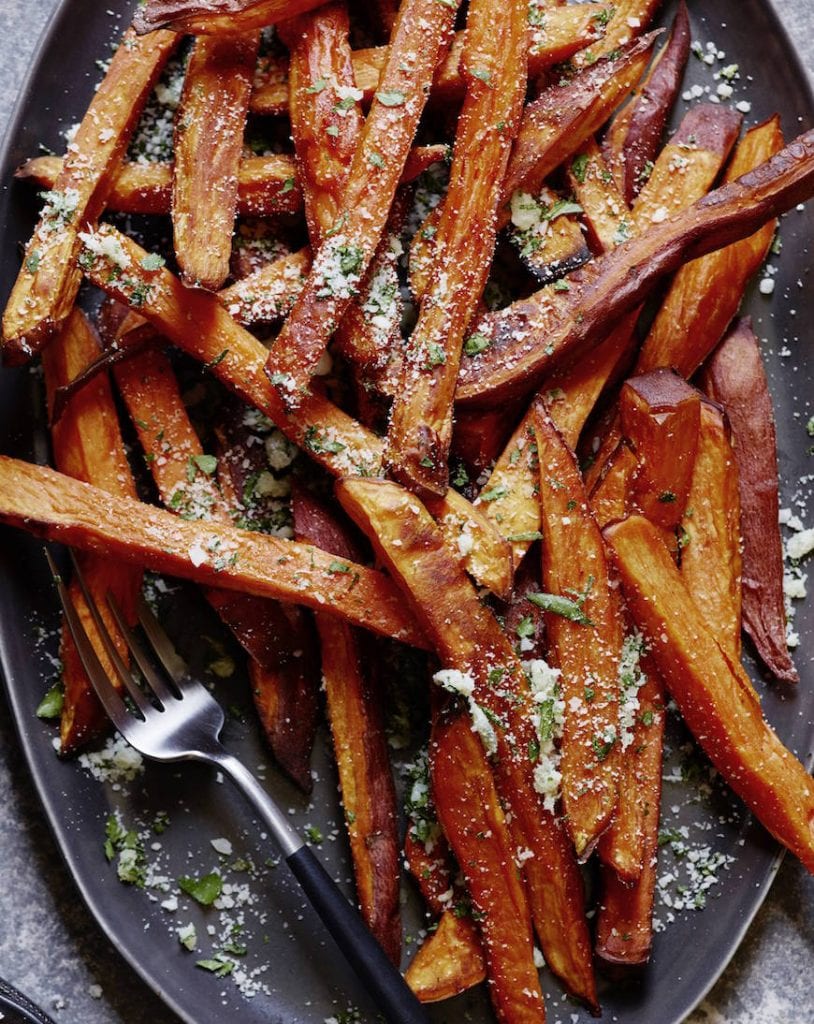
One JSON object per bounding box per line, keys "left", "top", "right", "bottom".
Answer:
{"left": 45, "top": 547, "right": 429, "bottom": 1024}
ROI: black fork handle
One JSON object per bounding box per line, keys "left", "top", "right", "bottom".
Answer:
{"left": 286, "top": 846, "right": 430, "bottom": 1024}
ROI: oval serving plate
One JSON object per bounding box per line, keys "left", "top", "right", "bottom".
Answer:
{"left": 0, "top": 2, "right": 813, "bottom": 1023}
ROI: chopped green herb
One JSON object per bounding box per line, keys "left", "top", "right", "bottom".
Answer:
{"left": 571, "top": 153, "right": 589, "bottom": 184}
{"left": 36, "top": 683, "right": 63, "bottom": 719}
{"left": 480, "top": 485, "right": 507, "bottom": 502}
{"left": 178, "top": 871, "right": 222, "bottom": 906}
{"left": 306, "top": 78, "right": 328, "bottom": 93}
{"left": 464, "top": 332, "right": 492, "bottom": 356}
{"left": 516, "top": 616, "right": 535, "bottom": 639}
{"left": 376, "top": 90, "right": 406, "bottom": 107}
{"left": 140, "top": 253, "right": 165, "bottom": 271}
{"left": 281, "top": 177, "right": 296, "bottom": 193}
{"left": 327, "top": 560, "right": 351, "bottom": 574}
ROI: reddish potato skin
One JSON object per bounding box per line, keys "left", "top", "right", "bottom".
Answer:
{"left": 701, "top": 317, "right": 797, "bottom": 682}
{"left": 605, "top": 515, "right": 814, "bottom": 873}
{"left": 604, "top": 1, "right": 691, "bottom": 204}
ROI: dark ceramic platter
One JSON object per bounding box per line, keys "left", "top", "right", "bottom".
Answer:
{"left": 0, "top": 2, "right": 813, "bottom": 1023}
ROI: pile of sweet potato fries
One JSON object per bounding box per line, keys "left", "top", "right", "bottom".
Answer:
{"left": 3, "top": 0, "right": 814, "bottom": 1018}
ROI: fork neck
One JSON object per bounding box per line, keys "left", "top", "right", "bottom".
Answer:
{"left": 196, "top": 747, "right": 304, "bottom": 859}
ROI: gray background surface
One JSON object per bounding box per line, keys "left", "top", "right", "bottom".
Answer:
{"left": 0, "top": 2, "right": 812, "bottom": 1023}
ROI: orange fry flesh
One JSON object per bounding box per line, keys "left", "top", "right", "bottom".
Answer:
{"left": 41, "top": 310, "right": 141, "bottom": 755}
{"left": 679, "top": 403, "right": 743, "bottom": 663}
{"left": 263, "top": 0, "right": 459, "bottom": 404}
{"left": 336, "top": 476, "right": 597, "bottom": 1009}
{"left": 0, "top": 456, "right": 426, "bottom": 649}
{"left": 2, "top": 28, "right": 176, "bottom": 364}
{"left": 405, "top": 909, "right": 486, "bottom": 1003}
{"left": 172, "top": 31, "right": 259, "bottom": 290}
{"left": 605, "top": 514, "right": 814, "bottom": 875}
{"left": 384, "top": 0, "right": 528, "bottom": 496}
{"left": 532, "top": 409, "right": 621, "bottom": 858}
{"left": 431, "top": 709, "right": 545, "bottom": 1023}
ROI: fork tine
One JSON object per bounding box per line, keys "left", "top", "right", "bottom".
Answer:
{"left": 106, "top": 591, "right": 180, "bottom": 705}
{"left": 135, "top": 595, "right": 192, "bottom": 689}
{"left": 66, "top": 550, "right": 155, "bottom": 718}
{"left": 44, "top": 547, "right": 132, "bottom": 729}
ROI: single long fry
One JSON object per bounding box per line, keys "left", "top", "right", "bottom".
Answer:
{"left": 605, "top": 514, "right": 814, "bottom": 874}
{"left": 17, "top": 145, "right": 448, "bottom": 220}
{"left": 455, "top": 127, "right": 814, "bottom": 407}
{"left": 532, "top": 409, "right": 621, "bottom": 857}
{"left": 113, "top": 340, "right": 319, "bottom": 789}
{"left": 282, "top": 3, "right": 362, "bottom": 247}
{"left": 385, "top": 0, "right": 528, "bottom": 497}
{"left": 603, "top": 1, "right": 691, "bottom": 204}
{"left": 680, "top": 402, "right": 743, "bottom": 662}
{"left": 77, "top": 225, "right": 513, "bottom": 596}
{"left": 595, "top": 660, "right": 665, "bottom": 963}
{"left": 263, "top": 0, "right": 459, "bottom": 403}
{"left": 638, "top": 116, "right": 784, "bottom": 377}
{"left": 336, "top": 477, "right": 596, "bottom": 1008}
{"left": 567, "top": 140, "right": 629, "bottom": 253}
{"left": 135, "top": 0, "right": 328, "bottom": 33}
{"left": 0, "top": 456, "right": 426, "bottom": 648}
{"left": 251, "top": 6, "right": 608, "bottom": 116}
{"left": 702, "top": 317, "right": 797, "bottom": 682}
{"left": 2, "top": 28, "right": 176, "bottom": 364}
{"left": 41, "top": 310, "right": 141, "bottom": 755}
{"left": 293, "top": 487, "right": 401, "bottom": 963}
{"left": 431, "top": 708, "right": 545, "bottom": 1022}
{"left": 405, "top": 910, "right": 486, "bottom": 1003}
{"left": 172, "top": 31, "right": 259, "bottom": 289}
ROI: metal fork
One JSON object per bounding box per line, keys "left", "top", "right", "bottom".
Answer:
{"left": 45, "top": 548, "right": 429, "bottom": 1024}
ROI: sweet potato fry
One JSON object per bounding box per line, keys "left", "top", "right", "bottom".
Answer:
{"left": 451, "top": 406, "right": 519, "bottom": 481}
{"left": 2, "top": 28, "right": 176, "bottom": 364}
{"left": 336, "top": 477, "right": 596, "bottom": 1008}
{"left": 680, "top": 402, "right": 743, "bottom": 662}
{"left": 41, "top": 310, "right": 142, "bottom": 755}
{"left": 701, "top": 317, "right": 797, "bottom": 682}
{"left": 573, "top": 0, "right": 663, "bottom": 64}
{"left": 384, "top": 0, "right": 528, "bottom": 497}
{"left": 567, "top": 140, "right": 628, "bottom": 253}
{"left": 263, "top": 0, "right": 459, "bottom": 403}
{"left": 0, "top": 456, "right": 427, "bottom": 648}
{"left": 17, "top": 145, "right": 447, "bottom": 220}
{"left": 588, "top": 439, "right": 638, "bottom": 530}
{"left": 293, "top": 486, "right": 401, "bottom": 962}
{"left": 604, "top": 514, "right": 814, "bottom": 873}
{"left": 135, "top": 0, "right": 328, "bottom": 34}
{"left": 603, "top": 1, "right": 691, "bottom": 204}
{"left": 496, "top": 33, "right": 657, "bottom": 228}
{"left": 281, "top": 3, "right": 362, "bottom": 247}
{"left": 172, "top": 31, "right": 259, "bottom": 290}
{"left": 430, "top": 708, "right": 545, "bottom": 1022}
{"left": 638, "top": 116, "right": 784, "bottom": 377}
{"left": 77, "top": 227, "right": 512, "bottom": 596}
{"left": 405, "top": 910, "right": 486, "bottom": 1003}
{"left": 508, "top": 186, "right": 591, "bottom": 285}
{"left": 455, "top": 126, "right": 814, "bottom": 408}
{"left": 531, "top": 409, "right": 622, "bottom": 858}
{"left": 16, "top": 153, "right": 302, "bottom": 218}
{"left": 595, "top": 661, "right": 666, "bottom": 963}
{"left": 618, "top": 370, "right": 701, "bottom": 536}
{"left": 249, "top": 6, "right": 609, "bottom": 116}
{"left": 113, "top": 341, "right": 319, "bottom": 789}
